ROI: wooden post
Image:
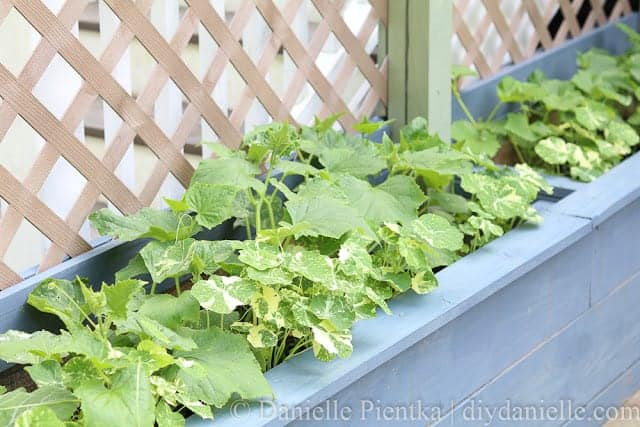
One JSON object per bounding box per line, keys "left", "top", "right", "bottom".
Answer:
{"left": 387, "top": 0, "right": 406, "bottom": 138}
{"left": 388, "top": 0, "right": 452, "bottom": 141}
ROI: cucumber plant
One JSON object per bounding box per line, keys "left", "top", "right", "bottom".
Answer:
{"left": 0, "top": 116, "right": 550, "bottom": 425}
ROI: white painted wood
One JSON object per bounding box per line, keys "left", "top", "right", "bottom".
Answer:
{"left": 34, "top": 0, "right": 87, "bottom": 249}
{"left": 98, "top": 1, "right": 135, "bottom": 198}
{"left": 151, "top": 0, "right": 183, "bottom": 205}
{"left": 200, "top": 0, "right": 227, "bottom": 158}
{"left": 243, "top": 3, "right": 271, "bottom": 131}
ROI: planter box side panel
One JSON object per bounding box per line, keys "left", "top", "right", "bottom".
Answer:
{"left": 436, "top": 270, "right": 640, "bottom": 427}
{"left": 289, "top": 232, "right": 593, "bottom": 427}
{"left": 591, "top": 196, "right": 640, "bottom": 303}
{"left": 563, "top": 357, "right": 640, "bottom": 427}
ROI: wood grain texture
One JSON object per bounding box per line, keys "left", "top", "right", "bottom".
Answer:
{"left": 454, "top": 0, "right": 635, "bottom": 82}
{"left": 0, "top": 63, "right": 142, "bottom": 214}
{"left": 102, "top": 0, "right": 243, "bottom": 147}
{"left": 0, "top": 166, "right": 92, "bottom": 258}
{"left": 10, "top": 0, "right": 195, "bottom": 188}
{"left": 0, "top": 0, "right": 387, "bottom": 285}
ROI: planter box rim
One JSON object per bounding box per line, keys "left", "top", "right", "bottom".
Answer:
{"left": 550, "top": 150, "right": 640, "bottom": 226}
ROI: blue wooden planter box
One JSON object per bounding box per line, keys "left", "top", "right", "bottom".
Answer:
{"left": 1, "top": 13, "right": 639, "bottom": 427}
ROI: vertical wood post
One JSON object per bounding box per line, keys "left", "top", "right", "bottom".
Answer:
{"left": 387, "top": 0, "right": 407, "bottom": 137}
{"left": 388, "top": 0, "right": 452, "bottom": 141}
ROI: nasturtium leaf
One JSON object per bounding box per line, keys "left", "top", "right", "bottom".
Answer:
{"left": 403, "top": 214, "right": 464, "bottom": 251}
{"left": 574, "top": 104, "right": 611, "bottom": 131}
{"left": 473, "top": 180, "right": 530, "bottom": 220}
{"left": 185, "top": 183, "right": 246, "bottom": 229}
{"left": 299, "top": 132, "right": 386, "bottom": 178}
{"left": 246, "top": 266, "right": 293, "bottom": 286}
{"left": 25, "top": 360, "right": 63, "bottom": 388}
{"left": 0, "top": 330, "right": 71, "bottom": 364}
{"left": 311, "top": 326, "right": 353, "bottom": 362}
{"left": 27, "top": 278, "right": 89, "bottom": 329}
{"left": 411, "top": 270, "right": 438, "bottom": 294}
{"left": 286, "top": 249, "right": 336, "bottom": 285}
{"left": 156, "top": 401, "right": 185, "bottom": 427}
{"left": 535, "top": 137, "right": 569, "bottom": 164}
{"left": 103, "top": 279, "right": 145, "bottom": 320}
{"left": 309, "top": 295, "right": 355, "bottom": 331}
{"left": 191, "top": 276, "right": 256, "bottom": 314}
{"left": 238, "top": 243, "right": 284, "bottom": 270}
{"left": 15, "top": 407, "right": 66, "bottom": 427}
{"left": 566, "top": 144, "right": 596, "bottom": 169}
{"left": 364, "top": 282, "right": 393, "bottom": 315}
{"left": 170, "top": 327, "right": 273, "bottom": 408}
{"left": 382, "top": 272, "right": 412, "bottom": 293}
{"left": 514, "top": 164, "right": 554, "bottom": 195}
{"left": 89, "top": 208, "right": 198, "bottom": 242}
{"left": 605, "top": 121, "right": 640, "bottom": 147}
{"left": 191, "top": 240, "right": 241, "bottom": 276}
{"left": 139, "top": 239, "right": 195, "bottom": 284}
{"left": 467, "top": 216, "right": 504, "bottom": 239}
{"left": 570, "top": 165, "right": 600, "bottom": 182}
{"left": 75, "top": 363, "right": 155, "bottom": 427}
{"left": 246, "top": 325, "right": 278, "bottom": 348}
{"left": 251, "top": 286, "right": 285, "bottom": 327}
{"left": 0, "top": 386, "right": 77, "bottom": 427}
{"left": 138, "top": 293, "right": 200, "bottom": 330}
{"left": 337, "top": 234, "right": 375, "bottom": 278}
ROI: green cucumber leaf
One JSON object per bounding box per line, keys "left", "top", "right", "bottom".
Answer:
{"left": 89, "top": 208, "right": 199, "bottom": 242}
{"left": 15, "top": 406, "right": 66, "bottom": 427}
{"left": 170, "top": 328, "right": 272, "bottom": 408}
{"left": 0, "top": 386, "right": 77, "bottom": 426}
{"left": 75, "top": 363, "right": 155, "bottom": 427}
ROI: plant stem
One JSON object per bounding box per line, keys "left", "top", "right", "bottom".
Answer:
{"left": 453, "top": 87, "right": 476, "bottom": 124}
{"left": 510, "top": 140, "right": 526, "bottom": 164}
{"left": 150, "top": 282, "right": 157, "bottom": 295}
{"left": 174, "top": 276, "right": 181, "bottom": 296}
{"left": 284, "top": 338, "right": 311, "bottom": 361}
{"left": 220, "top": 313, "right": 224, "bottom": 329}
{"left": 487, "top": 102, "right": 504, "bottom": 122}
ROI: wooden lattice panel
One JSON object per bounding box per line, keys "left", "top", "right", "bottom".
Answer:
{"left": 0, "top": 0, "right": 387, "bottom": 287}
{"left": 453, "top": 0, "right": 635, "bottom": 83}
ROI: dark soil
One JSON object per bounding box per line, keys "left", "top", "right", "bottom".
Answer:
{"left": 0, "top": 365, "right": 36, "bottom": 392}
